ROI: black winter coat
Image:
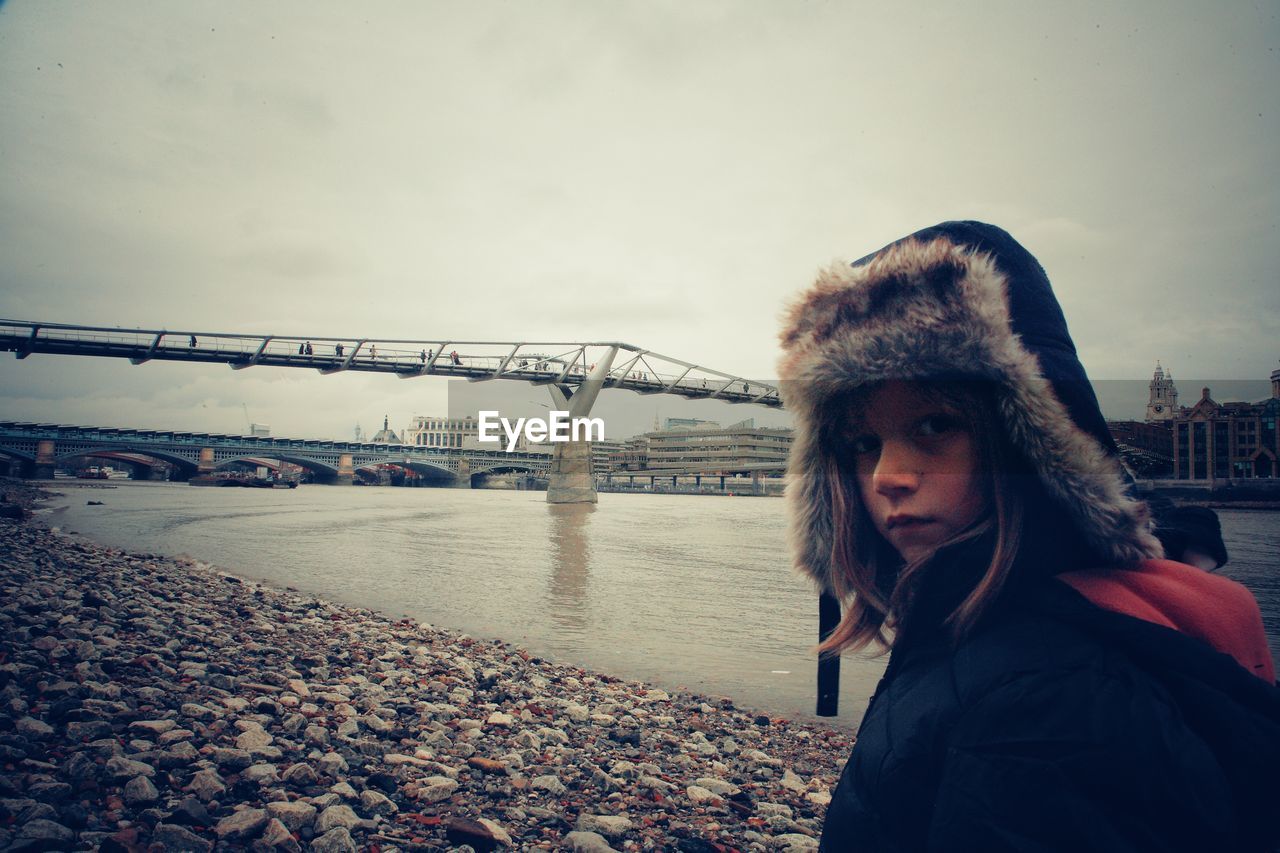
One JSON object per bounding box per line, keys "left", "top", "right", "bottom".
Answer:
{"left": 819, "top": 582, "right": 1280, "bottom": 852}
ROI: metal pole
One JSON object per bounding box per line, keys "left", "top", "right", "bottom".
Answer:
{"left": 816, "top": 591, "right": 841, "bottom": 717}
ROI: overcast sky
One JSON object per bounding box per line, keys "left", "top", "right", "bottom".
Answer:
{"left": 1, "top": 1, "right": 1277, "bottom": 440}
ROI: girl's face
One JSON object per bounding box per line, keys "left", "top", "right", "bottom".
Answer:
{"left": 845, "top": 381, "right": 990, "bottom": 564}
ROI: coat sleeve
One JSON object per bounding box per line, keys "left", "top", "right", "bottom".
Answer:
{"left": 926, "top": 664, "right": 1237, "bottom": 853}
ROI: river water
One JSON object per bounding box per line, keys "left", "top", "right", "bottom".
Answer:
{"left": 40, "top": 482, "right": 1280, "bottom": 726}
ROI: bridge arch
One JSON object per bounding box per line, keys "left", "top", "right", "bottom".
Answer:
{"left": 54, "top": 446, "right": 199, "bottom": 478}
{"left": 216, "top": 454, "right": 340, "bottom": 480}
{"left": 0, "top": 447, "right": 37, "bottom": 477}
{"left": 356, "top": 459, "right": 455, "bottom": 477}
{"left": 470, "top": 461, "right": 546, "bottom": 476}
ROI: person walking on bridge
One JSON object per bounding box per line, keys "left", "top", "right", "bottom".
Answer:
{"left": 778, "top": 220, "right": 1279, "bottom": 852}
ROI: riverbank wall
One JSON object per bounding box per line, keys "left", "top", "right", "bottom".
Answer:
{"left": 0, "top": 481, "right": 847, "bottom": 852}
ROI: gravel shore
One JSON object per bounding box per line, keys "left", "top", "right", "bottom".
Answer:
{"left": 0, "top": 482, "right": 850, "bottom": 851}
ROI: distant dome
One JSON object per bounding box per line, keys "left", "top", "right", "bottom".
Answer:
{"left": 371, "top": 415, "right": 401, "bottom": 444}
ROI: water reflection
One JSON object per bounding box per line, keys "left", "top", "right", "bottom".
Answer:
{"left": 546, "top": 503, "right": 595, "bottom": 636}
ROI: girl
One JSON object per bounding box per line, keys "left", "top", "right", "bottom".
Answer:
{"left": 778, "top": 221, "right": 1279, "bottom": 851}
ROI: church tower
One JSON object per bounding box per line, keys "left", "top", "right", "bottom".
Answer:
{"left": 1145, "top": 361, "right": 1178, "bottom": 422}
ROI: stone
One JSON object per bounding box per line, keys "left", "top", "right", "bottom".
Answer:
{"left": 317, "top": 752, "right": 348, "bottom": 776}
{"left": 694, "top": 777, "right": 741, "bottom": 797}
{"left": 359, "top": 789, "right": 397, "bottom": 816}
{"left": 243, "top": 763, "right": 280, "bottom": 784}
{"left": 310, "top": 793, "right": 341, "bottom": 811}
{"left": 417, "top": 775, "right": 459, "bottom": 804}
{"left": 181, "top": 703, "right": 218, "bottom": 721}
{"left": 281, "top": 761, "right": 318, "bottom": 786}
{"left": 575, "top": 814, "right": 633, "bottom": 838}
{"left": 771, "top": 833, "right": 820, "bottom": 851}
{"left": 104, "top": 756, "right": 155, "bottom": 780}
{"left": 168, "top": 798, "right": 213, "bottom": 827}
{"left": 468, "top": 756, "right": 509, "bottom": 774}
{"left": 157, "top": 728, "right": 195, "bottom": 746}
{"left": 361, "top": 713, "right": 392, "bottom": 734}
{"left": 61, "top": 752, "right": 98, "bottom": 781}
{"left": 214, "top": 807, "right": 269, "bottom": 841}
{"left": 27, "top": 782, "right": 72, "bottom": 803}
{"left": 310, "top": 826, "right": 358, "bottom": 853}
{"left": 485, "top": 711, "right": 515, "bottom": 727}
{"left": 123, "top": 774, "right": 160, "bottom": 805}
{"left": 327, "top": 780, "right": 356, "bottom": 801}
{"left": 314, "top": 804, "right": 361, "bottom": 834}
{"left": 236, "top": 728, "right": 274, "bottom": 750}
{"left": 186, "top": 768, "right": 226, "bottom": 801}
{"left": 158, "top": 741, "right": 200, "bottom": 768}
{"left": 806, "top": 790, "right": 832, "bottom": 807}
{"left": 564, "top": 830, "right": 618, "bottom": 852}
{"left": 66, "top": 720, "right": 113, "bottom": 741}
{"left": 15, "top": 717, "right": 55, "bottom": 739}
{"left": 129, "top": 719, "right": 177, "bottom": 736}
{"left": 150, "top": 822, "right": 215, "bottom": 852}
{"left": 687, "top": 785, "right": 721, "bottom": 804}
{"left": 445, "top": 816, "right": 513, "bottom": 850}
{"left": 780, "top": 769, "right": 808, "bottom": 794}
{"left": 530, "top": 774, "right": 566, "bottom": 795}
{"left": 265, "top": 800, "right": 317, "bottom": 832}
{"left": 13, "top": 818, "right": 76, "bottom": 848}
{"left": 258, "top": 817, "right": 298, "bottom": 850}
{"left": 211, "top": 747, "right": 253, "bottom": 770}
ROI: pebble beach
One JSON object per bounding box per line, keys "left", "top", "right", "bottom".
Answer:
{"left": 0, "top": 482, "right": 850, "bottom": 852}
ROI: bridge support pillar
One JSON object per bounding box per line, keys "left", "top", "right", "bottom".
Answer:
{"left": 336, "top": 453, "right": 355, "bottom": 485}
{"left": 752, "top": 470, "right": 762, "bottom": 495}
{"left": 197, "top": 447, "right": 215, "bottom": 475}
{"left": 545, "top": 345, "right": 617, "bottom": 504}
{"left": 547, "top": 441, "right": 595, "bottom": 503}
{"left": 33, "top": 440, "right": 55, "bottom": 480}
{"left": 451, "top": 460, "right": 472, "bottom": 489}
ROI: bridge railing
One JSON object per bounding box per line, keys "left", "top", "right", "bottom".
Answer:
{"left": 0, "top": 319, "right": 783, "bottom": 407}
{"left": 0, "top": 420, "right": 557, "bottom": 464}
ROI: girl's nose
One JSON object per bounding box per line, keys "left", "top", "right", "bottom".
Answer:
{"left": 873, "top": 441, "right": 921, "bottom": 496}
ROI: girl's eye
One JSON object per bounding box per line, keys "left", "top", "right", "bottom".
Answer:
{"left": 850, "top": 435, "right": 880, "bottom": 455}
{"left": 917, "top": 415, "right": 960, "bottom": 437}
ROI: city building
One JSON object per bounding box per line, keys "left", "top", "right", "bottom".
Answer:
{"left": 590, "top": 439, "right": 626, "bottom": 472}
{"left": 1107, "top": 419, "right": 1173, "bottom": 478}
{"left": 401, "top": 414, "right": 552, "bottom": 454}
{"left": 643, "top": 419, "right": 792, "bottom": 471}
{"left": 403, "top": 415, "right": 476, "bottom": 449}
{"left": 369, "top": 415, "right": 402, "bottom": 445}
{"left": 1169, "top": 363, "right": 1280, "bottom": 480}
{"left": 663, "top": 417, "right": 719, "bottom": 430}
{"left": 1145, "top": 361, "right": 1178, "bottom": 422}
{"left": 608, "top": 436, "right": 650, "bottom": 472}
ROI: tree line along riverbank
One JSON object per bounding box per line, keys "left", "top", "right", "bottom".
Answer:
{"left": 0, "top": 480, "right": 849, "bottom": 852}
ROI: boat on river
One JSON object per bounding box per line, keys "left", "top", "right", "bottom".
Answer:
{"left": 189, "top": 474, "right": 298, "bottom": 488}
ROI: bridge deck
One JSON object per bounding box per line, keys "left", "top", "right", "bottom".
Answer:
{"left": 0, "top": 320, "right": 782, "bottom": 408}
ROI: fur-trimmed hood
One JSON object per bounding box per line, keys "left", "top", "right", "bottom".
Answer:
{"left": 779, "top": 221, "right": 1161, "bottom": 596}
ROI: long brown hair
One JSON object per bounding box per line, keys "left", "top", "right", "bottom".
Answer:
{"left": 816, "top": 381, "right": 1028, "bottom": 656}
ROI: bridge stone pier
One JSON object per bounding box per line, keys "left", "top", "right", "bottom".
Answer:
{"left": 547, "top": 441, "right": 594, "bottom": 503}
{"left": 451, "top": 460, "right": 472, "bottom": 489}
{"left": 34, "top": 440, "right": 55, "bottom": 480}
{"left": 336, "top": 453, "right": 354, "bottom": 486}
{"left": 197, "top": 447, "right": 215, "bottom": 475}
{"left": 546, "top": 347, "right": 617, "bottom": 504}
